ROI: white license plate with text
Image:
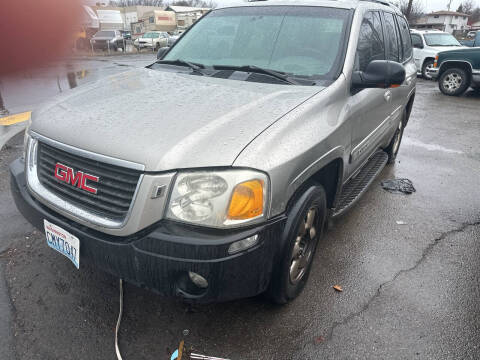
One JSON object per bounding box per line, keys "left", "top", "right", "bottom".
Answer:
{"left": 44, "top": 219, "right": 80, "bottom": 269}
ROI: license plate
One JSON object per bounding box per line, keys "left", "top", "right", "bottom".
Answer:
{"left": 44, "top": 219, "right": 80, "bottom": 269}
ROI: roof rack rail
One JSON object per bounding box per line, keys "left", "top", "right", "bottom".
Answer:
{"left": 359, "top": 0, "right": 394, "bottom": 7}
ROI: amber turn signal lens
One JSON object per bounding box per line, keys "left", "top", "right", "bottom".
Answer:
{"left": 227, "top": 180, "right": 264, "bottom": 220}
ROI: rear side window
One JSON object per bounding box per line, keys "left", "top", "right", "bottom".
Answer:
{"left": 383, "top": 12, "right": 400, "bottom": 62}
{"left": 356, "top": 11, "right": 385, "bottom": 71}
{"left": 397, "top": 16, "right": 412, "bottom": 61}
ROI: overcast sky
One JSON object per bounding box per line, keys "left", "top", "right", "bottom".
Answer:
{"left": 214, "top": 0, "right": 480, "bottom": 13}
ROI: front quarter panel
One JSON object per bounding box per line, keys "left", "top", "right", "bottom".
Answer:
{"left": 233, "top": 76, "right": 351, "bottom": 217}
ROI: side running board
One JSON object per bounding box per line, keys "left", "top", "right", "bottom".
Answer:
{"left": 333, "top": 151, "right": 388, "bottom": 217}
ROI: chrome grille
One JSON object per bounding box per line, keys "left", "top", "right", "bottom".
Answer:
{"left": 36, "top": 142, "right": 142, "bottom": 221}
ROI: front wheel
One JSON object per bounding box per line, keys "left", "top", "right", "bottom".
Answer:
{"left": 422, "top": 59, "right": 435, "bottom": 80}
{"left": 439, "top": 68, "right": 470, "bottom": 96}
{"left": 267, "top": 185, "right": 327, "bottom": 304}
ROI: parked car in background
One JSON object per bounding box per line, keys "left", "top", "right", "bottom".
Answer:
{"left": 11, "top": 0, "right": 415, "bottom": 304}
{"left": 429, "top": 47, "right": 480, "bottom": 95}
{"left": 167, "top": 31, "right": 183, "bottom": 47}
{"left": 121, "top": 30, "right": 132, "bottom": 41}
{"left": 90, "top": 30, "right": 126, "bottom": 51}
{"left": 134, "top": 31, "right": 169, "bottom": 51}
{"left": 410, "top": 29, "right": 464, "bottom": 79}
{"left": 459, "top": 31, "right": 480, "bottom": 47}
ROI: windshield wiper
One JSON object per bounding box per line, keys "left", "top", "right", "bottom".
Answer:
{"left": 212, "top": 64, "right": 310, "bottom": 85}
{"left": 156, "top": 59, "right": 206, "bottom": 74}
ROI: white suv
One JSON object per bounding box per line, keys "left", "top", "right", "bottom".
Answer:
{"left": 410, "top": 29, "right": 464, "bottom": 79}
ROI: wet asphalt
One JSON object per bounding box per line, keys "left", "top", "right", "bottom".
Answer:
{"left": 0, "top": 54, "right": 479, "bottom": 360}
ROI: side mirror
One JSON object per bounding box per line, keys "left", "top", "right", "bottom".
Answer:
{"left": 156, "top": 47, "right": 169, "bottom": 60}
{"left": 352, "top": 60, "right": 406, "bottom": 90}
{"left": 413, "top": 43, "right": 424, "bottom": 49}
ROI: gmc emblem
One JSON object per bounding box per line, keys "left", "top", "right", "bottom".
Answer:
{"left": 54, "top": 163, "right": 100, "bottom": 194}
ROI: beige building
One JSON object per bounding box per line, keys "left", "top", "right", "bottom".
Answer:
{"left": 165, "top": 5, "right": 211, "bottom": 30}
{"left": 132, "top": 10, "right": 177, "bottom": 36}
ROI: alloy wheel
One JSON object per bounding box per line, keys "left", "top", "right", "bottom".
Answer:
{"left": 289, "top": 208, "right": 318, "bottom": 284}
{"left": 443, "top": 72, "right": 463, "bottom": 93}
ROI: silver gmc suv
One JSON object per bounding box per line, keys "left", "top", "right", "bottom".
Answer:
{"left": 10, "top": 0, "right": 416, "bottom": 303}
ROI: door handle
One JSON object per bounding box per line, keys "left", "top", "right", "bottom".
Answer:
{"left": 384, "top": 90, "right": 392, "bottom": 102}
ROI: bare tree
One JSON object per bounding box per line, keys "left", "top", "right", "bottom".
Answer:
{"left": 393, "top": 0, "right": 424, "bottom": 21}
{"left": 470, "top": 7, "right": 480, "bottom": 23}
{"left": 457, "top": 0, "right": 475, "bottom": 14}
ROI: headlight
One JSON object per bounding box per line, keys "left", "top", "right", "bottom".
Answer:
{"left": 166, "top": 169, "right": 269, "bottom": 228}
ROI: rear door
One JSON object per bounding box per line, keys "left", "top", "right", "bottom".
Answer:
{"left": 349, "top": 10, "right": 392, "bottom": 171}
{"left": 382, "top": 12, "right": 414, "bottom": 127}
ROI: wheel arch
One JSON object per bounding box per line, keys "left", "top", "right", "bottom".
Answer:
{"left": 438, "top": 60, "right": 473, "bottom": 78}
{"left": 286, "top": 155, "right": 344, "bottom": 214}
{"left": 422, "top": 57, "right": 436, "bottom": 68}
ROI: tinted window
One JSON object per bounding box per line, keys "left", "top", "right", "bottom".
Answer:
{"left": 397, "top": 16, "right": 412, "bottom": 60}
{"left": 411, "top": 33, "right": 423, "bottom": 48}
{"left": 356, "top": 11, "right": 385, "bottom": 71}
{"left": 383, "top": 12, "right": 400, "bottom": 62}
{"left": 163, "top": 6, "right": 351, "bottom": 80}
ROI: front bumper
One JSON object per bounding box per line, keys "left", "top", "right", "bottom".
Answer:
{"left": 10, "top": 159, "right": 286, "bottom": 303}
{"left": 90, "top": 40, "right": 115, "bottom": 50}
{"left": 427, "top": 67, "right": 439, "bottom": 80}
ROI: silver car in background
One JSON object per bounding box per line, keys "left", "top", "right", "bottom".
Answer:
{"left": 11, "top": 0, "right": 416, "bottom": 304}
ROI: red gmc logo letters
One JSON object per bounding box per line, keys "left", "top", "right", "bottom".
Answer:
{"left": 54, "top": 163, "right": 100, "bottom": 194}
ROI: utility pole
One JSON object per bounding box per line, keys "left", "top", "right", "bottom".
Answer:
{"left": 447, "top": 0, "right": 453, "bottom": 11}
{"left": 406, "top": 0, "right": 413, "bottom": 19}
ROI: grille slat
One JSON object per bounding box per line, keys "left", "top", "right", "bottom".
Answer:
{"left": 37, "top": 142, "right": 142, "bottom": 221}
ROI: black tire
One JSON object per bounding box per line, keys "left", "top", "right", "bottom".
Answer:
{"left": 422, "top": 59, "right": 435, "bottom": 80}
{"left": 267, "top": 185, "right": 327, "bottom": 304}
{"left": 155, "top": 43, "right": 160, "bottom": 51}
{"left": 438, "top": 68, "right": 470, "bottom": 96}
{"left": 385, "top": 110, "right": 406, "bottom": 164}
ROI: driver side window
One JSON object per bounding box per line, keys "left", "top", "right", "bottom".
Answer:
{"left": 356, "top": 11, "right": 385, "bottom": 71}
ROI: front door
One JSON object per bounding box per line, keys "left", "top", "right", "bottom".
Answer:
{"left": 349, "top": 10, "right": 392, "bottom": 173}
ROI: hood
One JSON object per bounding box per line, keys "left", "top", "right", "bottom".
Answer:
{"left": 431, "top": 45, "right": 466, "bottom": 52}
{"left": 32, "top": 68, "right": 322, "bottom": 171}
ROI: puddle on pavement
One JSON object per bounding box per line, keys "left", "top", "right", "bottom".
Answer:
{"left": 402, "top": 137, "right": 464, "bottom": 154}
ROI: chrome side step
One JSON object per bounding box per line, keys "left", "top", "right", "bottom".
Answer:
{"left": 333, "top": 151, "right": 388, "bottom": 217}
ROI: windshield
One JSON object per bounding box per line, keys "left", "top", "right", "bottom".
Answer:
{"left": 424, "top": 33, "right": 461, "bottom": 46}
{"left": 94, "top": 31, "right": 115, "bottom": 38}
{"left": 164, "top": 6, "right": 351, "bottom": 80}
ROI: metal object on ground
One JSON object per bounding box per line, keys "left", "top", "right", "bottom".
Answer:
{"left": 190, "top": 354, "right": 230, "bottom": 360}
